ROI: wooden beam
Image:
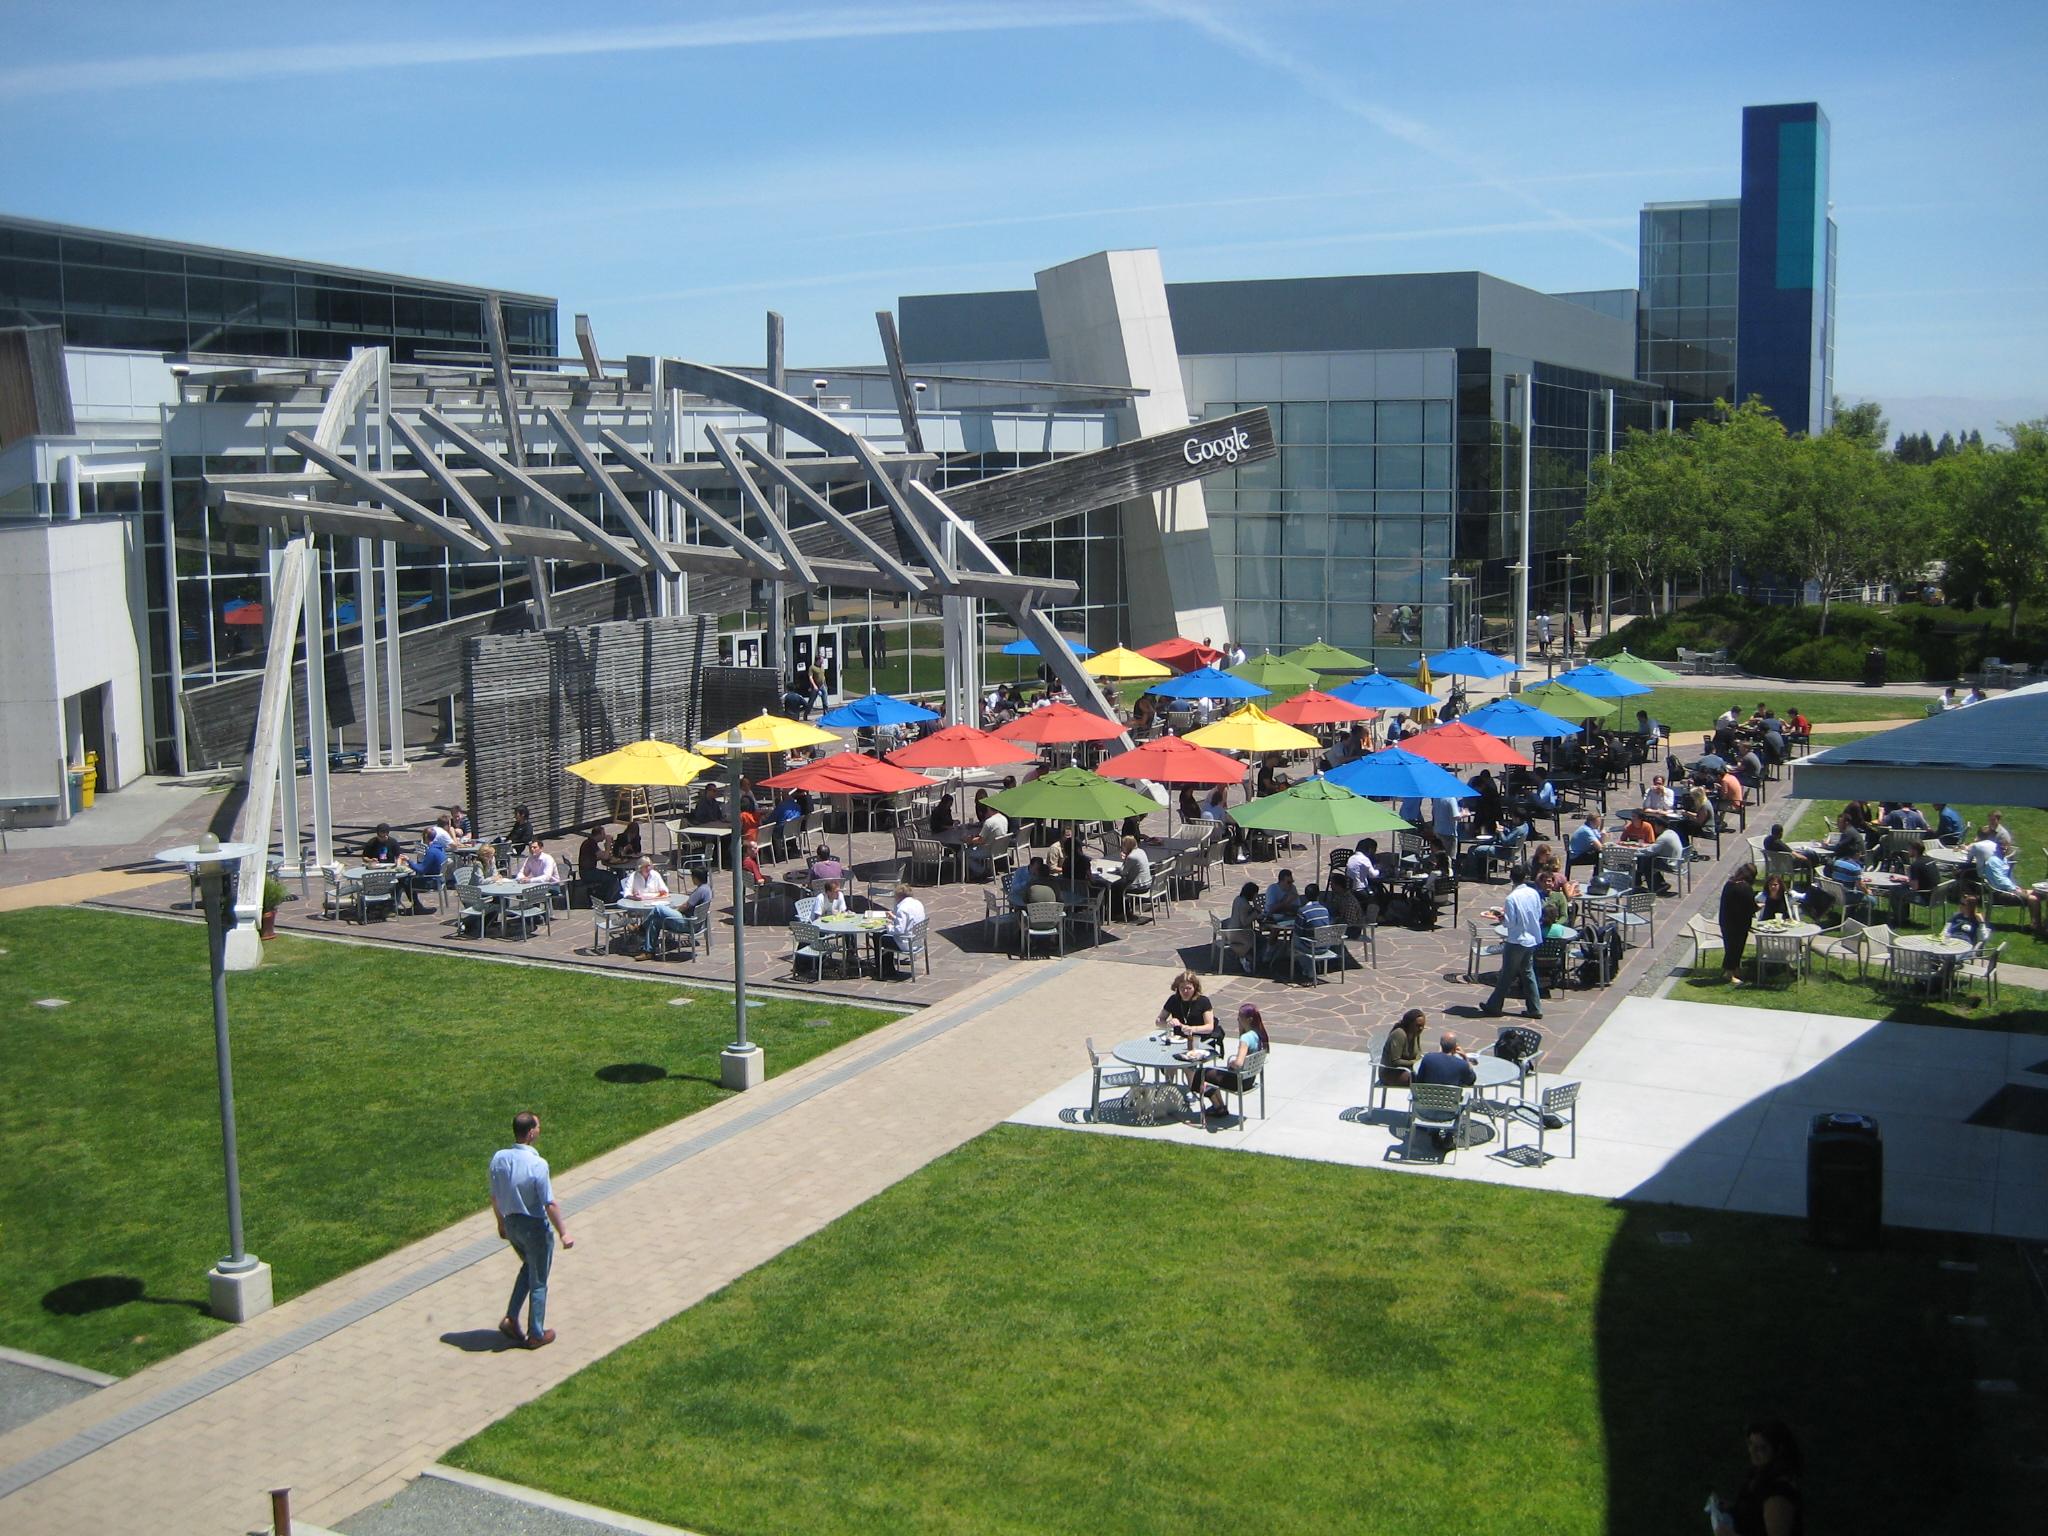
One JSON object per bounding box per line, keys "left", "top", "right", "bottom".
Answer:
{"left": 701, "top": 424, "right": 818, "bottom": 587}
{"left": 735, "top": 441, "right": 927, "bottom": 595}
{"left": 595, "top": 429, "right": 784, "bottom": 578}
{"left": 418, "top": 406, "right": 649, "bottom": 573}
{"left": 384, "top": 413, "right": 512, "bottom": 554}
{"left": 541, "top": 407, "right": 681, "bottom": 579}
{"left": 283, "top": 431, "right": 493, "bottom": 556}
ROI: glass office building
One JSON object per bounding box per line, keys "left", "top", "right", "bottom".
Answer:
{"left": 0, "top": 214, "right": 557, "bottom": 362}
{"left": 1638, "top": 199, "right": 1740, "bottom": 428}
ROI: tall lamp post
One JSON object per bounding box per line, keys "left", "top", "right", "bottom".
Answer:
{"left": 156, "top": 832, "right": 272, "bottom": 1322}
{"left": 702, "top": 727, "right": 771, "bottom": 1090}
{"left": 1561, "top": 552, "right": 1580, "bottom": 665}
{"left": 1507, "top": 563, "right": 1528, "bottom": 693}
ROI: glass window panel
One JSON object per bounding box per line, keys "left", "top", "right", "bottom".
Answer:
{"left": 1681, "top": 208, "right": 1711, "bottom": 242}
{"left": 1378, "top": 491, "right": 1422, "bottom": 513}
{"left": 1235, "top": 601, "right": 1278, "bottom": 645}
{"left": 1329, "top": 557, "right": 1372, "bottom": 590}
{"left": 1422, "top": 446, "right": 1452, "bottom": 489}
{"left": 1377, "top": 401, "right": 1424, "bottom": 443}
{"left": 1282, "top": 602, "right": 1325, "bottom": 644}
{"left": 1707, "top": 273, "right": 1737, "bottom": 308}
{"left": 1331, "top": 516, "right": 1373, "bottom": 556}
{"left": 1280, "top": 402, "right": 1327, "bottom": 444}
{"left": 1377, "top": 444, "right": 1423, "bottom": 489}
{"left": 1208, "top": 517, "right": 1235, "bottom": 555}
{"left": 1329, "top": 402, "right": 1375, "bottom": 443}
{"left": 1376, "top": 558, "right": 1422, "bottom": 604}
{"left": 1423, "top": 400, "right": 1452, "bottom": 442}
{"left": 1376, "top": 519, "right": 1421, "bottom": 557}
{"left": 1330, "top": 446, "right": 1375, "bottom": 489}
{"left": 1335, "top": 492, "right": 1374, "bottom": 514}
{"left": 1282, "top": 513, "right": 1328, "bottom": 556}
{"left": 1202, "top": 466, "right": 1236, "bottom": 492}
{"left": 1237, "top": 517, "right": 1284, "bottom": 557}
{"left": 1282, "top": 560, "right": 1325, "bottom": 600}
{"left": 1236, "top": 490, "right": 1279, "bottom": 512}
{"left": 1237, "top": 451, "right": 1281, "bottom": 490}
{"left": 1709, "top": 239, "right": 1737, "bottom": 273}
{"left": 1422, "top": 518, "right": 1452, "bottom": 556}
{"left": 1279, "top": 447, "right": 1326, "bottom": 489}
{"left": 1679, "top": 275, "right": 1708, "bottom": 308}
{"left": 1710, "top": 206, "right": 1740, "bottom": 243}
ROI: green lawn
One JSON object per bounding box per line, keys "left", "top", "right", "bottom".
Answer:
{"left": 1625, "top": 687, "right": 1925, "bottom": 739}
{"left": 1789, "top": 798, "right": 2048, "bottom": 968}
{"left": 1671, "top": 966, "right": 2048, "bottom": 1034}
{"left": 450, "top": 1126, "right": 2029, "bottom": 1534}
{"left": 0, "top": 908, "right": 893, "bottom": 1376}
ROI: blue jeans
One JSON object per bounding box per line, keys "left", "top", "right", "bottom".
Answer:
{"left": 641, "top": 903, "right": 687, "bottom": 954}
{"left": 503, "top": 1213, "right": 552, "bottom": 1338}
{"left": 1486, "top": 941, "right": 1543, "bottom": 1016}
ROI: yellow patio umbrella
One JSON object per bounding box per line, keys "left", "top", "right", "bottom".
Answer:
{"left": 1083, "top": 645, "right": 1173, "bottom": 680}
{"left": 1414, "top": 658, "right": 1438, "bottom": 725}
{"left": 565, "top": 738, "right": 718, "bottom": 857}
{"left": 1184, "top": 702, "right": 1322, "bottom": 754}
{"left": 694, "top": 713, "right": 840, "bottom": 755}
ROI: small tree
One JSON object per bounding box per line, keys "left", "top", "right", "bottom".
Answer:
{"left": 1576, "top": 428, "right": 1711, "bottom": 616}
{"left": 1775, "top": 432, "right": 1886, "bottom": 634}
{"left": 1948, "top": 423, "right": 2048, "bottom": 634}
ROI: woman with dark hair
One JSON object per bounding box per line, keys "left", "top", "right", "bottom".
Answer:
{"left": 1711, "top": 1420, "right": 1803, "bottom": 1536}
{"left": 1204, "top": 785, "right": 1247, "bottom": 862}
{"left": 1195, "top": 1003, "right": 1268, "bottom": 1118}
{"left": 1379, "top": 1007, "right": 1426, "bottom": 1088}
{"left": 1227, "top": 880, "right": 1261, "bottom": 972}
{"left": 1758, "top": 872, "right": 1795, "bottom": 922}
{"left": 1177, "top": 786, "right": 1202, "bottom": 826}
{"left": 1719, "top": 862, "right": 1757, "bottom": 985}
{"left": 1469, "top": 770, "right": 1503, "bottom": 838}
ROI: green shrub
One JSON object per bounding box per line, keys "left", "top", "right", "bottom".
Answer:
{"left": 1594, "top": 596, "right": 2048, "bottom": 681}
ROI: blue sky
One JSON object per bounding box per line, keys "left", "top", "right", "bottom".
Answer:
{"left": 3, "top": 0, "right": 2043, "bottom": 436}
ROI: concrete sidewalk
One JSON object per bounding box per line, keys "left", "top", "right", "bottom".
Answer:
{"left": 0, "top": 957, "right": 1162, "bottom": 1536}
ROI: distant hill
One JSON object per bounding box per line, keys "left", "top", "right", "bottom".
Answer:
{"left": 1842, "top": 394, "right": 2048, "bottom": 444}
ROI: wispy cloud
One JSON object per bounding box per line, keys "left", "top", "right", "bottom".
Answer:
{"left": 1136, "top": 0, "right": 1637, "bottom": 257}
{"left": 0, "top": 2, "right": 1129, "bottom": 98}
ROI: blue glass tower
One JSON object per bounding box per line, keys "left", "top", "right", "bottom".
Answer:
{"left": 1735, "top": 103, "right": 1835, "bottom": 434}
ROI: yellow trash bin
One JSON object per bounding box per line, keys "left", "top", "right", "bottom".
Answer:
{"left": 80, "top": 750, "right": 98, "bottom": 808}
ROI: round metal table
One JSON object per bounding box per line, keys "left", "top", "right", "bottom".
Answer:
{"left": 1113, "top": 1035, "right": 1218, "bottom": 1125}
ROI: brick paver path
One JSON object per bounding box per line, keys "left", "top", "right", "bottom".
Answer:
{"left": 0, "top": 957, "right": 1175, "bottom": 1536}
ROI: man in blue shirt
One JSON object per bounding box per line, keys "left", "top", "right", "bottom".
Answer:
{"left": 399, "top": 828, "right": 448, "bottom": 914}
{"left": 1292, "top": 883, "right": 1338, "bottom": 977}
{"left": 1481, "top": 872, "right": 1546, "bottom": 1019}
{"left": 1935, "top": 803, "right": 1965, "bottom": 845}
{"left": 1566, "top": 814, "right": 1603, "bottom": 876}
{"left": 488, "top": 1112, "right": 573, "bottom": 1349}
{"left": 1414, "top": 1031, "right": 1478, "bottom": 1149}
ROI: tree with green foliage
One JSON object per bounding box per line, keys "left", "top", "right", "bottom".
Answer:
{"left": 1831, "top": 397, "right": 1888, "bottom": 449}
{"left": 1944, "top": 422, "right": 2048, "bottom": 634}
{"left": 1774, "top": 431, "right": 1891, "bottom": 634}
{"left": 1574, "top": 427, "right": 1712, "bottom": 616}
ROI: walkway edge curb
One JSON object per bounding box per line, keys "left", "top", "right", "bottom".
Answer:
{"left": 0, "top": 1347, "right": 118, "bottom": 1390}
{"left": 419, "top": 1465, "right": 707, "bottom": 1536}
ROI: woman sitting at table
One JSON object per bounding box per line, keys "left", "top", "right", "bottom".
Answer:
{"left": 929, "top": 795, "right": 957, "bottom": 835}
{"left": 1758, "top": 872, "right": 1796, "bottom": 922}
{"left": 1130, "top": 693, "right": 1157, "bottom": 734}
{"left": 1177, "top": 785, "right": 1203, "bottom": 827}
{"left": 1676, "top": 788, "right": 1713, "bottom": 844}
{"left": 1194, "top": 1003, "right": 1268, "bottom": 1119}
{"left": 1156, "top": 970, "right": 1221, "bottom": 1063}
{"left": 1204, "top": 785, "right": 1248, "bottom": 863}
{"left": 611, "top": 822, "right": 642, "bottom": 862}
{"left": 1226, "top": 881, "right": 1261, "bottom": 973}
{"left": 1379, "top": 1007, "right": 1426, "bottom": 1089}
{"left": 1946, "top": 891, "right": 1989, "bottom": 947}
{"left": 1468, "top": 770, "right": 1504, "bottom": 838}
{"left": 1254, "top": 755, "right": 1291, "bottom": 798}
{"left": 814, "top": 878, "right": 850, "bottom": 918}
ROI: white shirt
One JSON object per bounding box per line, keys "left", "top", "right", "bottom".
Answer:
{"left": 814, "top": 887, "right": 849, "bottom": 916}
{"left": 980, "top": 812, "right": 1009, "bottom": 842}
{"left": 517, "top": 852, "right": 558, "bottom": 883}
{"left": 429, "top": 825, "right": 454, "bottom": 848}
{"left": 1645, "top": 784, "right": 1675, "bottom": 812}
{"left": 624, "top": 866, "right": 669, "bottom": 901}
{"left": 488, "top": 1143, "right": 553, "bottom": 1219}
{"left": 888, "top": 895, "right": 927, "bottom": 935}
{"left": 1122, "top": 846, "right": 1152, "bottom": 889}
{"left": 1345, "top": 850, "right": 1379, "bottom": 887}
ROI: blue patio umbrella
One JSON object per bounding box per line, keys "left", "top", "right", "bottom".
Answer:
{"left": 1459, "top": 696, "right": 1583, "bottom": 739}
{"left": 1328, "top": 671, "right": 1439, "bottom": 711}
{"left": 1414, "top": 645, "right": 1520, "bottom": 679}
{"left": 1146, "top": 665, "right": 1268, "bottom": 700}
{"left": 1323, "top": 747, "right": 1475, "bottom": 800}
{"left": 1552, "top": 663, "right": 1653, "bottom": 700}
{"left": 819, "top": 692, "right": 941, "bottom": 729}
{"left": 999, "top": 636, "right": 1096, "bottom": 657}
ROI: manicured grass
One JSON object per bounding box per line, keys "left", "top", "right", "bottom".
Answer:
{"left": 1790, "top": 798, "right": 2048, "bottom": 968}
{"left": 1671, "top": 967, "right": 2048, "bottom": 1034}
{"left": 450, "top": 1125, "right": 2027, "bottom": 1534}
{"left": 1626, "top": 687, "right": 1925, "bottom": 739}
{"left": 0, "top": 908, "right": 894, "bottom": 1376}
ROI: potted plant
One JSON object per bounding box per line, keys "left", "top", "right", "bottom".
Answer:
{"left": 260, "top": 875, "right": 288, "bottom": 940}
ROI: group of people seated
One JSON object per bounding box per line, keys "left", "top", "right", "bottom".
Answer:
{"left": 1152, "top": 970, "right": 1266, "bottom": 1120}
{"left": 354, "top": 805, "right": 565, "bottom": 916}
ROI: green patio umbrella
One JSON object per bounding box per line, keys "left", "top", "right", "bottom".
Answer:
{"left": 1279, "top": 639, "right": 1372, "bottom": 675}
{"left": 1230, "top": 776, "right": 1409, "bottom": 882}
{"left": 1228, "top": 650, "right": 1320, "bottom": 699}
{"left": 1517, "top": 680, "right": 1614, "bottom": 720}
{"left": 1600, "top": 649, "right": 1684, "bottom": 687}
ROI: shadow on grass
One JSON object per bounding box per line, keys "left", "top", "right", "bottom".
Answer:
{"left": 42, "top": 1276, "right": 206, "bottom": 1316}
{"left": 595, "top": 1062, "right": 721, "bottom": 1088}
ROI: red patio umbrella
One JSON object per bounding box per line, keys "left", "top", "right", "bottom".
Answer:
{"left": 761, "top": 751, "right": 937, "bottom": 867}
{"left": 885, "top": 725, "right": 1038, "bottom": 815}
{"left": 1137, "top": 636, "right": 1223, "bottom": 673}
{"left": 1095, "top": 733, "right": 1247, "bottom": 785}
{"left": 1403, "top": 720, "right": 1533, "bottom": 768}
{"left": 995, "top": 701, "right": 1125, "bottom": 746}
{"left": 1265, "top": 689, "right": 1378, "bottom": 727}
{"left": 223, "top": 603, "right": 266, "bottom": 625}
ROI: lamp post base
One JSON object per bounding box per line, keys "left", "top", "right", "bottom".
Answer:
{"left": 207, "top": 1259, "right": 273, "bottom": 1323}
{"left": 720, "top": 1044, "right": 764, "bottom": 1091}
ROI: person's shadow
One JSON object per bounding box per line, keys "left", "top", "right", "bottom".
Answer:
{"left": 439, "top": 1328, "right": 522, "bottom": 1353}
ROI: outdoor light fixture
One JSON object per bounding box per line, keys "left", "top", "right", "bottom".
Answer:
{"left": 154, "top": 832, "right": 271, "bottom": 1321}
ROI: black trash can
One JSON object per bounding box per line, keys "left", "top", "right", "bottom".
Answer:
{"left": 1808, "top": 1112, "right": 1883, "bottom": 1248}
{"left": 1863, "top": 646, "right": 1888, "bottom": 686}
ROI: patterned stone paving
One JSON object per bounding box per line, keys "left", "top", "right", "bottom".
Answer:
{"left": 80, "top": 752, "right": 1788, "bottom": 1072}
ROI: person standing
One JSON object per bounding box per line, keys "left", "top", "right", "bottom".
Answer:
{"left": 1718, "top": 862, "right": 1757, "bottom": 986}
{"left": 488, "top": 1112, "right": 572, "bottom": 1349}
{"left": 1482, "top": 871, "right": 1545, "bottom": 1019}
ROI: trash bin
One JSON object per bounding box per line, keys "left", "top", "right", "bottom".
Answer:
{"left": 1808, "top": 1111, "right": 1882, "bottom": 1248}
{"left": 1863, "top": 646, "right": 1887, "bottom": 686}
{"left": 66, "top": 769, "right": 85, "bottom": 814}
{"left": 80, "top": 750, "right": 98, "bottom": 808}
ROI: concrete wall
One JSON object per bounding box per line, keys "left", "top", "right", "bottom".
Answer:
{"left": 0, "top": 518, "right": 145, "bottom": 817}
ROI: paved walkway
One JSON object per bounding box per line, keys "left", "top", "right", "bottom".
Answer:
{"left": 0, "top": 957, "right": 1165, "bottom": 1536}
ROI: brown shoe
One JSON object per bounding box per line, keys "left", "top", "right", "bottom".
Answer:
{"left": 498, "top": 1316, "right": 521, "bottom": 1342}
{"left": 525, "top": 1328, "right": 556, "bottom": 1349}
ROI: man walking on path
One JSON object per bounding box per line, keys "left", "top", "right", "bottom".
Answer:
{"left": 1481, "top": 871, "right": 1546, "bottom": 1020}
{"left": 488, "top": 1112, "right": 573, "bottom": 1349}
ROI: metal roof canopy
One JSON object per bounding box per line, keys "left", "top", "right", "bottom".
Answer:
{"left": 1790, "top": 681, "right": 2048, "bottom": 808}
